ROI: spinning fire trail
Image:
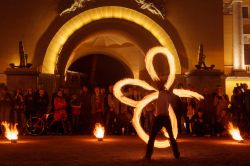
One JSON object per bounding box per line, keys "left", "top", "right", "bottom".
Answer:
{"left": 113, "top": 46, "right": 204, "bottom": 148}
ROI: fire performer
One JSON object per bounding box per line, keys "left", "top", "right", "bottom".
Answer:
{"left": 144, "top": 81, "right": 180, "bottom": 160}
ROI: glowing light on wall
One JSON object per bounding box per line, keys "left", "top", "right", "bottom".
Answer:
{"left": 233, "top": 50, "right": 245, "bottom": 70}
{"left": 42, "top": 6, "right": 181, "bottom": 74}
{"left": 113, "top": 46, "right": 203, "bottom": 148}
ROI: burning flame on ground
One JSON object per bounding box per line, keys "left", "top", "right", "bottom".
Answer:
{"left": 228, "top": 122, "right": 243, "bottom": 141}
{"left": 1, "top": 121, "right": 18, "bottom": 141}
{"left": 93, "top": 123, "right": 105, "bottom": 139}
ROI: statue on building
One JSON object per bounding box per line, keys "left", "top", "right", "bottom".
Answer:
{"left": 60, "top": 0, "right": 166, "bottom": 19}
{"left": 60, "top": 0, "right": 93, "bottom": 16}
{"left": 223, "top": 0, "right": 233, "bottom": 15}
{"left": 195, "top": 44, "right": 215, "bottom": 70}
{"left": 135, "top": 0, "right": 165, "bottom": 19}
{"left": 19, "top": 41, "right": 26, "bottom": 67}
{"left": 9, "top": 41, "right": 32, "bottom": 68}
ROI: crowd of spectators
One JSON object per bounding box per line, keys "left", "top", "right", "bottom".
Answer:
{"left": 176, "top": 83, "right": 250, "bottom": 137}
{"left": 0, "top": 82, "right": 249, "bottom": 137}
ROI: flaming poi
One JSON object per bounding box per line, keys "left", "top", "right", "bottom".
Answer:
{"left": 1, "top": 121, "right": 18, "bottom": 143}
{"left": 113, "top": 46, "right": 204, "bottom": 148}
{"left": 93, "top": 123, "right": 105, "bottom": 141}
{"left": 228, "top": 122, "right": 243, "bottom": 142}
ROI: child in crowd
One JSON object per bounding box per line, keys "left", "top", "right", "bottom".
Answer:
{"left": 190, "top": 111, "right": 205, "bottom": 136}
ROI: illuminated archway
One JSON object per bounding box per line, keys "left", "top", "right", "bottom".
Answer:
{"left": 42, "top": 6, "right": 181, "bottom": 75}
{"left": 65, "top": 30, "right": 146, "bottom": 78}
{"left": 67, "top": 49, "right": 143, "bottom": 79}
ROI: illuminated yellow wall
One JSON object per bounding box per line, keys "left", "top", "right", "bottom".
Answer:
{"left": 0, "top": 0, "right": 224, "bottom": 83}
{"left": 167, "top": 0, "right": 224, "bottom": 71}
{"left": 224, "top": 15, "right": 233, "bottom": 74}
{"left": 0, "top": 0, "right": 58, "bottom": 83}
{"left": 244, "top": 0, "right": 250, "bottom": 4}
{"left": 224, "top": 0, "right": 250, "bottom": 73}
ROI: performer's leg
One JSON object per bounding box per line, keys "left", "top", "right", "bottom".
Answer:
{"left": 145, "top": 116, "right": 163, "bottom": 159}
{"left": 164, "top": 116, "right": 180, "bottom": 159}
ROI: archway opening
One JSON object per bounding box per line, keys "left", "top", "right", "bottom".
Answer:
{"left": 41, "top": 6, "right": 182, "bottom": 75}
{"left": 67, "top": 54, "right": 133, "bottom": 89}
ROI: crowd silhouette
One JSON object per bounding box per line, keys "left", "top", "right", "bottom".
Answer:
{"left": 0, "top": 83, "right": 249, "bottom": 138}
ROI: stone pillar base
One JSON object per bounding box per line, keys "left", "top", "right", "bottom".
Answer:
{"left": 5, "top": 68, "right": 39, "bottom": 92}
{"left": 232, "top": 69, "right": 250, "bottom": 76}
{"left": 38, "top": 74, "right": 64, "bottom": 96}
{"left": 185, "top": 69, "right": 224, "bottom": 93}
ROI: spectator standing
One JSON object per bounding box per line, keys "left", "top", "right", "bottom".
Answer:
{"left": 100, "top": 88, "right": 108, "bottom": 120}
{"left": 35, "top": 88, "right": 49, "bottom": 117}
{"left": 91, "top": 87, "right": 105, "bottom": 126}
{"left": 53, "top": 89, "right": 70, "bottom": 134}
{"left": 71, "top": 94, "right": 81, "bottom": 134}
{"left": 13, "top": 89, "right": 25, "bottom": 134}
{"left": 24, "top": 88, "right": 36, "bottom": 121}
{"left": 198, "top": 88, "right": 214, "bottom": 135}
{"left": 80, "top": 85, "right": 92, "bottom": 134}
{"left": 186, "top": 98, "right": 197, "bottom": 134}
{"left": 106, "top": 85, "right": 119, "bottom": 135}
{"left": 213, "top": 85, "right": 229, "bottom": 136}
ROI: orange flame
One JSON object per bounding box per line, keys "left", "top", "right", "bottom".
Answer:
{"left": 93, "top": 123, "right": 105, "bottom": 139}
{"left": 228, "top": 122, "right": 243, "bottom": 141}
{"left": 1, "top": 121, "right": 18, "bottom": 141}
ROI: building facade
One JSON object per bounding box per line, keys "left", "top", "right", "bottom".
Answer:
{"left": 0, "top": 0, "right": 235, "bottom": 93}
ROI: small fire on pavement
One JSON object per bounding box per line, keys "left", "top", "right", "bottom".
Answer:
{"left": 1, "top": 121, "right": 18, "bottom": 143}
{"left": 228, "top": 122, "right": 244, "bottom": 143}
{"left": 93, "top": 123, "right": 105, "bottom": 141}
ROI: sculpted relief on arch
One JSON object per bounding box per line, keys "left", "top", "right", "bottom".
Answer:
{"left": 60, "top": 0, "right": 167, "bottom": 19}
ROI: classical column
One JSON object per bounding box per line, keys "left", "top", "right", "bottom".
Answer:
{"left": 232, "top": 0, "right": 245, "bottom": 70}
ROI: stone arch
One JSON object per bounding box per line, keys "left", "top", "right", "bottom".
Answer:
{"left": 67, "top": 48, "right": 142, "bottom": 78}
{"left": 42, "top": 6, "right": 182, "bottom": 75}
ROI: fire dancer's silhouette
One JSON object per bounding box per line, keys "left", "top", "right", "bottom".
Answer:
{"left": 144, "top": 80, "right": 180, "bottom": 160}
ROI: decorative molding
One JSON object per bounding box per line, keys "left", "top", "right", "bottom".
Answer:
{"left": 134, "top": 0, "right": 165, "bottom": 19}
{"left": 60, "top": 0, "right": 93, "bottom": 16}
{"left": 223, "top": 0, "right": 233, "bottom": 15}
{"left": 60, "top": 0, "right": 166, "bottom": 19}
{"left": 244, "top": 34, "right": 250, "bottom": 44}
